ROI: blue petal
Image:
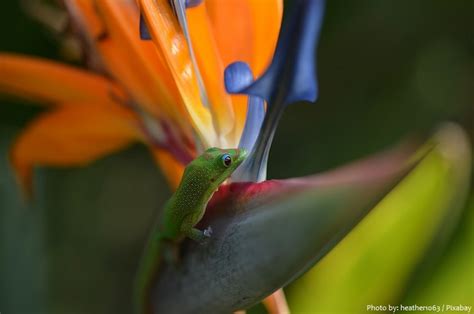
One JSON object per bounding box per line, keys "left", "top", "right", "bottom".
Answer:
{"left": 238, "top": 96, "right": 265, "bottom": 152}
{"left": 224, "top": 62, "right": 254, "bottom": 94}
{"left": 185, "top": 0, "right": 203, "bottom": 8}
{"left": 224, "top": 62, "right": 266, "bottom": 182}
{"left": 231, "top": 93, "right": 266, "bottom": 182}
{"left": 140, "top": 14, "right": 152, "bottom": 40}
{"left": 226, "top": 0, "right": 325, "bottom": 182}
{"left": 224, "top": 62, "right": 265, "bottom": 153}
{"left": 235, "top": 0, "right": 325, "bottom": 106}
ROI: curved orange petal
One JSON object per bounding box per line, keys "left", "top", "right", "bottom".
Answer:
{"left": 11, "top": 103, "right": 142, "bottom": 196}
{"left": 0, "top": 53, "right": 124, "bottom": 106}
{"left": 94, "top": 0, "right": 186, "bottom": 122}
{"left": 95, "top": 0, "right": 167, "bottom": 116}
{"left": 263, "top": 289, "right": 290, "bottom": 314}
{"left": 228, "top": 94, "right": 249, "bottom": 145}
{"left": 187, "top": 4, "right": 235, "bottom": 140}
{"left": 205, "top": 0, "right": 283, "bottom": 76}
{"left": 139, "top": 0, "right": 216, "bottom": 146}
{"left": 65, "top": 0, "right": 158, "bottom": 112}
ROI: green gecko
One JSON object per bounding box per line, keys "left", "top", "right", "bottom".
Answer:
{"left": 134, "top": 147, "right": 247, "bottom": 314}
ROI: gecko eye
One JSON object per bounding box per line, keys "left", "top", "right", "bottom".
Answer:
{"left": 221, "top": 154, "right": 232, "bottom": 167}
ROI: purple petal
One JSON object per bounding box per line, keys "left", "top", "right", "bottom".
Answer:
{"left": 238, "top": 96, "right": 265, "bottom": 154}
{"left": 224, "top": 62, "right": 254, "bottom": 93}
{"left": 184, "top": 0, "right": 203, "bottom": 8}
{"left": 224, "top": 0, "right": 326, "bottom": 182}
{"left": 228, "top": 0, "right": 325, "bottom": 106}
{"left": 224, "top": 62, "right": 265, "bottom": 154}
{"left": 139, "top": 14, "right": 151, "bottom": 40}
{"left": 224, "top": 62, "right": 266, "bottom": 181}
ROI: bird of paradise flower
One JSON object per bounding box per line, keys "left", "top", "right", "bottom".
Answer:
{"left": 0, "top": 0, "right": 312, "bottom": 310}
{"left": 0, "top": 0, "right": 439, "bottom": 313}
{"left": 0, "top": 0, "right": 286, "bottom": 192}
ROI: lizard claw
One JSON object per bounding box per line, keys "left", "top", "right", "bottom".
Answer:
{"left": 203, "top": 226, "right": 213, "bottom": 238}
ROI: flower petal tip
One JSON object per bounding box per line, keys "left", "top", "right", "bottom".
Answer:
{"left": 224, "top": 62, "right": 254, "bottom": 94}
{"left": 185, "top": 0, "right": 203, "bottom": 8}
{"left": 9, "top": 151, "right": 33, "bottom": 201}
{"left": 224, "top": 62, "right": 266, "bottom": 182}
{"left": 139, "top": 14, "right": 152, "bottom": 40}
{"left": 230, "top": 0, "right": 325, "bottom": 106}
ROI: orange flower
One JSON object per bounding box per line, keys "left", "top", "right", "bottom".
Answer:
{"left": 0, "top": 0, "right": 282, "bottom": 195}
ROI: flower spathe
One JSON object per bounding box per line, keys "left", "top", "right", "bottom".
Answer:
{"left": 0, "top": 0, "right": 283, "bottom": 194}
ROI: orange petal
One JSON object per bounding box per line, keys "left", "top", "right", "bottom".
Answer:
{"left": 0, "top": 53, "right": 124, "bottom": 106}
{"left": 263, "top": 289, "right": 290, "bottom": 314}
{"left": 66, "top": 0, "right": 158, "bottom": 112}
{"left": 139, "top": 0, "right": 216, "bottom": 146}
{"left": 187, "top": 4, "right": 235, "bottom": 140}
{"left": 228, "top": 94, "right": 249, "bottom": 145}
{"left": 94, "top": 0, "right": 190, "bottom": 127}
{"left": 206, "top": 0, "right": 283, "bottom": 76}
{"left": 11, "top": 103, "right": 142, "bottom": 196}
{"left": 151, "top": 148, "right": 185, "bottom": 191}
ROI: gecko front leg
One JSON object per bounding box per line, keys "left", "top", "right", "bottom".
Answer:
{"left": 185, "top": 227, "right": 213, "bottom": 244}
{"left": 181, "top": 214, "right": 212, "bottom": 244}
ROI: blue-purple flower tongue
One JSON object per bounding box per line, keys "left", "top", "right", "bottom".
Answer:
{"left": 183, "top": 0, "right": 203, "bottom": 8}
{"left": 240, "top": 0, "right": 324, "bottom": 105}
{"left": 224, "top": 62, "right": 266, "bottom": 182}
{"left": 225, "top": 0, "right": 326, "bottom": 182}
{"left": 224, "top": 62, "right": 265, "bottom": 181}
{"left": 139, "top": 14, "right": 152, "bottom": 40}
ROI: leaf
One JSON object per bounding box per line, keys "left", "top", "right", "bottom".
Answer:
{"left": 149, "top": 138, "right": 424, "bottom": 313}
{"left": 402, "top": 196, "right": 474, "bottom": 306}
{"left": 286, "top": 123, "right": 471, "bottom": 313}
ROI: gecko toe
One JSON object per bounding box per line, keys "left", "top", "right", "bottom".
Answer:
{"left": 203, "top": 226, "right": 213, "bottom": 238}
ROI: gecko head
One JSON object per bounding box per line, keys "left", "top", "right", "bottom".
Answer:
{"left": 198, "top": 147, "right": 248, "bottom": 187}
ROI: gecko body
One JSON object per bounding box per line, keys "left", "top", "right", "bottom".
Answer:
{"left": 134, "top": 147, "right": 247, "bottom": 313}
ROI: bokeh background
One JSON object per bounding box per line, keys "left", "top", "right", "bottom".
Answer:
{"left": 0, "top": 1, "right": 472, "bottom": 313}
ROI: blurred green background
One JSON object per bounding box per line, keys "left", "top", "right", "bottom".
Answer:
{"left": 0, "top": 0, "right": 473, "bottom": 313}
